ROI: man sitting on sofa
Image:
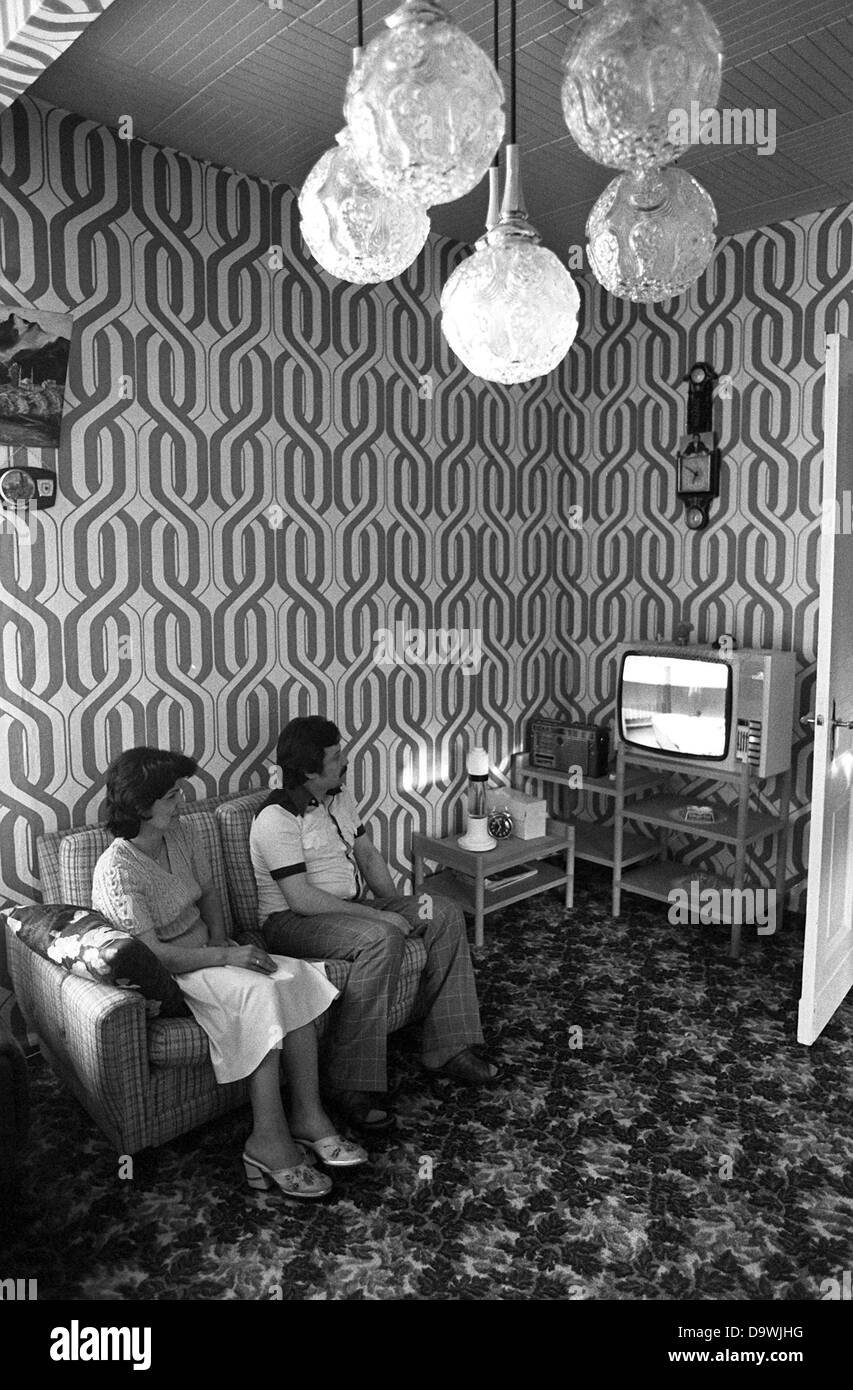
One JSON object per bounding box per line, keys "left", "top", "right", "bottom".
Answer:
{"left": 249, "top": 717, "right": 501, "bottom": 1132}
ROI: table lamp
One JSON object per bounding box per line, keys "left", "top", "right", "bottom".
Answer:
{"left": 457, "top": 746, "right": 497, "bottom": 851}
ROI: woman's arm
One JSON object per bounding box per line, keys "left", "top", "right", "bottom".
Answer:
{"left": 143, "top": 934, "right": 231, "bottom": 974}
{"left": 135, "top": 932, "right": 274, "bottom": 975}
{"left": 198, "top": 883, "right": 230, "bottom": 946}
{"left": 93, "top": 848, "right": 272, "bottom": 974}
{"left": 182, "top": 825, "right": 230, "bottom": 946}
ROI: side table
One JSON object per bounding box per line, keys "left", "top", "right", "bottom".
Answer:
{"left": 412, "top": 820, "right": 575, "bottom": 947}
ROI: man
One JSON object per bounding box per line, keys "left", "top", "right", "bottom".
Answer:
{"left": 249, "top": 716, "right": 501, "bottom": 1132}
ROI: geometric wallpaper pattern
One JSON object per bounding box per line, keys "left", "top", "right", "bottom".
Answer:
{"left": 0, "top": 93, "right": 851, "bottom": 909}
{"left": 0, "top": 95, "right": 571, "bottom": 901}
{"left": 0, "top": 2, "right": 114, "bottom": 110}
{"left": 565, "top": 203, "right": 852, "bottom": 905}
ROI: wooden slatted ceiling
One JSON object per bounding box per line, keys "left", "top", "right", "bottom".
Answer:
{"left": 27, "top": 0, "right": 853, "bottom": 253}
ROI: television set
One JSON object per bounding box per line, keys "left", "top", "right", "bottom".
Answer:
{"left": 615, "top": 644, "right": 796, "bottom": 778}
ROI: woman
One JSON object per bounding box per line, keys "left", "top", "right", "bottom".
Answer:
{"left": 92, "top": 747, "right": 367, "bottom": 1200}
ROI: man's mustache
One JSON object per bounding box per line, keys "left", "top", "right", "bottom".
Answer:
{"left": 330, "top": 761, "right": 348, "bottom": 791}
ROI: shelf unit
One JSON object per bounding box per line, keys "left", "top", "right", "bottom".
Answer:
{"left": 611, "top": 743, "right": 792, "bottom": 958}
{"left": 514, "top": 756, "right": 661, "bottom": 869}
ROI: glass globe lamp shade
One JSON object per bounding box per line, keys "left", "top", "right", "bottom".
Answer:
{"left": 586, "top": 165, "right": 717, "bottom": 303}
{"left": 440, "top": 229, "right": 580, "bottom": 385}
{"left": 298, "top": 130, "right": 430, "bottom": 283}
{"left": 344, "top": 0, "right": 505, "bottom": 206}
{"left": 562, "top": 0, "right": 723, "bottom": 170}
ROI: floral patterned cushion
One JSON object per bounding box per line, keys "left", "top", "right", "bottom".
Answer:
{"left": 0, "top": 904, "right": 190, "bottom": 1019}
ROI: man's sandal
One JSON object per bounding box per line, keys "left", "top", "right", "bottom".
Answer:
{"left": 425, "top": 1048, "right": 503, "bottom": 1086}
{"left": 329, "top": 1089, "right": 396, "bottom": 1133}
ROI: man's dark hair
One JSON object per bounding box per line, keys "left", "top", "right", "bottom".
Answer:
{"left": 103, "top": 747, "right": 198, "bottom": 838}
{"left": 276, "top": 717, "right": 340, "bottom": 788}
{"left": 256, "top": 717, "right": 341, "bottom": 818}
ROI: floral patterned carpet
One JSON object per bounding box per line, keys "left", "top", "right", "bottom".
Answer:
{"left": 4, "top": 868, "right": 853, "bottom": 1301}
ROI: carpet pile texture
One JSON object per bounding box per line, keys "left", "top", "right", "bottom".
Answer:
{"left": 4, "top": 872, "right": 852, "bottom": 1300}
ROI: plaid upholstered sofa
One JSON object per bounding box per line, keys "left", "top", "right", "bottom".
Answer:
{"left": 4, "top": 790, "right": 427, "bottom": 1154}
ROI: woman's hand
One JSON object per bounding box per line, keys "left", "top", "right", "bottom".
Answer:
{"left": 222, "top": 944, "right": 278, "bottom": 974}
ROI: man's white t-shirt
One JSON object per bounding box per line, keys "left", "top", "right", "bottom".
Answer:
{"left": 250, "top": 787, "right": 366, "bottom": 925}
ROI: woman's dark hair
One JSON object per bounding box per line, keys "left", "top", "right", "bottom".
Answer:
{"left": 276, "top": 717, "right": 340, "bottom": 789}
{"left": 104, "top": 747, "right": 198, "bottom": 838}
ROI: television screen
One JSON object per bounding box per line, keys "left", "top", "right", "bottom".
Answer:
{"left": 619, "top": 654, "right": 731, "bottom": 759}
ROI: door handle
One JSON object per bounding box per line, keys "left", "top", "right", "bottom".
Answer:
{"left": 806, "top": 703, "right": 853, "bottom": 754}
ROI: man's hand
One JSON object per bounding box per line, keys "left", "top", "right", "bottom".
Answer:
{"left": 379, "top": 910, "right": 418, "bottom": 938}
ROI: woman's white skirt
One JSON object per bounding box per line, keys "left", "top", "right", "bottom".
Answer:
{"left": 174, "top": 956, "right": 339, "bottom": 1084}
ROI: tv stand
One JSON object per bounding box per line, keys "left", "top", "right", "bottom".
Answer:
{"left": 611, "top": 744, "right": 793, "bottom": 958}
{"left": 513, "top": 756, "right": 662, "bottom": 870}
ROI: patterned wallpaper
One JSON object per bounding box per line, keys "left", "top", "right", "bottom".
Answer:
{"left": 557, "top": 206, "right": 853, "bottom": 903}
{"left": 0, "top": 93, "right": 851, "bottom": 909}
{"left": 0, "top": 95, "right": 569, "bottom": 902}
{"left": 0, "top": 1, "right": 114, "bottom": 109}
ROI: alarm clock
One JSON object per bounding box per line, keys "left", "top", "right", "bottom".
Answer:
{"left": 487, "top": 810, "right": 514, "bottom": 839}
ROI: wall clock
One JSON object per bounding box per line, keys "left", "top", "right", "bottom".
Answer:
{"left": 676, "top": 361, "right": 721, "bottom": 530}
{"left": 0, "top": 465, "right": 57, "bottom": 508}
{"left": 685, "top": 501, "right": 709, "bottom": 530}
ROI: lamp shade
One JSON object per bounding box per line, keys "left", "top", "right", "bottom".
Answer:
{"left": 467, "top": 746, "right": 490, "bottom": 776}
{"left": 440, "top": 147, "right": 580, "bottom": 385}
{"left": 344, "top": 0, "right": 505, "bottom": 207}
{"left": 586, "top": 165, "right": 717, "bottom": 302}
{"left": 562, "top": 0, "right": 723, "bottom": 170}
{"left": 298, "top": 129, "right": 430, "bottom": 283}
{"left": 441, "top": 237, "right": 580, "bottom": 384}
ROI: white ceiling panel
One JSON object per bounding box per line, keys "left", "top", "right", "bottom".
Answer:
{"left": 26, "top": 0, "right": 853, "bottom": 254}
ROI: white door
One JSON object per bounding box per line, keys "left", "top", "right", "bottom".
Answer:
{"left": 798, "top": 332, "right": 853, "bottom": 1044}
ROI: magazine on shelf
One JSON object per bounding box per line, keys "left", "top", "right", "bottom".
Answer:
{"left": 482, "top": 865, "right": 538, "bottom": 891}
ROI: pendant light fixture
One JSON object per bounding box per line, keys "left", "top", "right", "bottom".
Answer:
{"left": 586, "top": 164, "right": 717, "bottom": 303}
{"left": 344, "top": 0, "right": 505, "bottom": 207}
{"left": 440, "top": 0, "right": 580, "bottom": 385}
{"left": 298, "top": 2, "right": 430, "bottom": 283}
{"left": 561, "top": 0, "right": 723, "bottom": 171}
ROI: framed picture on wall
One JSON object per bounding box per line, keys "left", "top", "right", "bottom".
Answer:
{"left": 0, "top": 305, "right": 71, "bottom": 447}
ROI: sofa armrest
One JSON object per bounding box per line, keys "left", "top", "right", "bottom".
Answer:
{"left": 6, "top": 928, "right": 150, "bottom": 1150}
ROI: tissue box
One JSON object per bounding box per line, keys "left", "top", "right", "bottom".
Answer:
{"left": 504, "top": 790, "right": 548, "bottom": 840}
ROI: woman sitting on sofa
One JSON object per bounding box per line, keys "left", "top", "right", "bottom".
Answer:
{"left": 92, "top": 746, "right": 365, "bottom": 1200}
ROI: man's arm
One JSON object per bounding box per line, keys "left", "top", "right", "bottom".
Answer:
{"left": 275, "top": 872, "right": 392, "bottom": 924}
{"left": 254, "top": 802, "right": 412, "bottom": 933}
{"left": 353, "top": 832, "right": 397, "bottom": 898}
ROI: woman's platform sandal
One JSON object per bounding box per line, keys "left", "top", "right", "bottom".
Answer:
{"left": 291, "top": 1133, "right": 368, "bottom": 1168}
{"left": 242, "top": 1151, "right": 332, "bottom": 1200}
